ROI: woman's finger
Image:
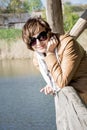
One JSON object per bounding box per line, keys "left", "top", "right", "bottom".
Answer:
{"left": 40, "top": 86, "right": 54, "bottom": 95}
{"left": 40, "top": 88, "right": 44, "bottom": 92}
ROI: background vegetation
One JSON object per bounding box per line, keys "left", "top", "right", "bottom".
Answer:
{"left": 0, "top": 29, "right": 21, "bottom": 41}
{"left": 0, "top": 0, "right": 43, "bottom": 13}
{"left": 0, "top": 0, "right": 87, "bottom": 40}
{"left": 0, "top": 0, "right": 87, "bottom": 59}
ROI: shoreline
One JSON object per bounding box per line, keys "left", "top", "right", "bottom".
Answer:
{"left": 0, "top": 39, "right": 33, "bottom": 60}
{"left": 0, "top": 29, "right": 87, "bottom": 60}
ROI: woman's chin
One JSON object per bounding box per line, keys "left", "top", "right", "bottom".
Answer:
{"left": 37, "top": 48, "right": 46, "bottom": 53}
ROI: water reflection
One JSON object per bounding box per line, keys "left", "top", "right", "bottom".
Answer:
{"left": 0, "top": 59, "right": 40, "bottom": 77}
{"left": 0, "top": 59, "right": 56, "bottom": 130}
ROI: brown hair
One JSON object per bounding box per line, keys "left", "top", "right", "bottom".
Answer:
{"left": 22, "top": 17, "right": 51, "bottom": 51}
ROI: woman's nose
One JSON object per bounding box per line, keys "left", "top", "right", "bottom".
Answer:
{"left": 36, "top": 39, "right": 41, "bottom": 46}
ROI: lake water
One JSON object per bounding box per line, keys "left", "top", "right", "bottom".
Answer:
{"left": 0, "top": 60, "right": 56, "bottom": 130}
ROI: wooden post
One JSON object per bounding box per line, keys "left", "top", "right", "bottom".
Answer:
{"left": 69, "top": 9, "right": 87, "bottom": 39}
{"left": 45, "top": 0, "right": 64, "bottom": 34}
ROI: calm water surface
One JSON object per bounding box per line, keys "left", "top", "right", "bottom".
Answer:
{"left": 0, "top": 60, "right": 56, "bottom": 130}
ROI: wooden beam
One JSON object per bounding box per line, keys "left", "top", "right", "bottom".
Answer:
{"left": 69, "top": 9, "right": 87, "bottom": 39}
{"left": 45, "top": 0, "right": 64, "bottom": 34}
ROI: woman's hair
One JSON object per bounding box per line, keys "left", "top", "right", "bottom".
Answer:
{"left": 22, "top": 17, "right": 51, "bottom": 50}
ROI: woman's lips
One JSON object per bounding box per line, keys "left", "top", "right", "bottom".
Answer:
{"left": 37, "top": 44, "right": 46, "bottom": 50}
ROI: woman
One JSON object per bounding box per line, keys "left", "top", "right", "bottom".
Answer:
{"left": 22, "top": 17, "right": 87, "bottom": 130}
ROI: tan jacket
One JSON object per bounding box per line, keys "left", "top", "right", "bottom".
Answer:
{"left": 45, "top": 34, "right": 87, "bottom": 92}
{"left": 33, "top": 34, "right": 87, "bottom": 103}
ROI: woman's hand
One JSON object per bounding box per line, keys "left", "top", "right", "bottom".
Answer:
{"left": 47, "top": 35, "right": 59, "bottom": 53}
{"left": 40, "top": 85, "right": 54, "bottom": 95}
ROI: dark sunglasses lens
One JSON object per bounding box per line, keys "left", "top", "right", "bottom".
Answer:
{"left": 30, "top": 31, "right": 47, "bottom": 46}
{"left": 30, "top": 38, "right": 36, "bottom": 46}
{"left": 38, "top": 31, "right": 47, "bottom": 41}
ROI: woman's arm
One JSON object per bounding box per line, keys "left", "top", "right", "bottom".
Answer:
{"left": 45, "top": 38, "right": 85, "bottom": 88}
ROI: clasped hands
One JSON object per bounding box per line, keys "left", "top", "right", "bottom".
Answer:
{"left": 40, "top": 85, "right": 54, "bottom": 95}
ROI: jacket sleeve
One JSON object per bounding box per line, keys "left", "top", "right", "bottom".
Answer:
{"left": 44, "top": 39, "right": 85, "bottom": 88}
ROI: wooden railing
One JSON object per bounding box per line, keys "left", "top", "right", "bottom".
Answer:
{"left": 70, "top": 9, "right": 87, "bottom": 39}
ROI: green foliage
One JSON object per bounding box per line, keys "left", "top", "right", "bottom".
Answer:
{"left": 41, "top": 8, "right": 46, "bottom": 20}
{"left": 64, "top": 13, "right": 79, "bottom": 32}
{"left": 63, "top": 3, "right": 79, "bottom": 32}
{"left": 28, "top": 0, "right": 43, "bottom": 12}
{"left": 0, "top": 0, "right": 43, "bottom": 13}
{"left": 6, "top": 0, "right": 23, "bottom": 13}
{"left": 71, "top": 5, "right": 83, "bottom": 12}
{"left": 0, "top": 29, "right": 22, "bottom": 41}
{"left": 22, "top": 0, "right": 30, "bottom": 13}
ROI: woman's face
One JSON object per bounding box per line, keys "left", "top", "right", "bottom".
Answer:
{"left": 30, "top": 26, "right": 49, "bottom": 53}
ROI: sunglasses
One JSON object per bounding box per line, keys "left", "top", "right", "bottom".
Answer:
{"left": 30, "top": 31, "right": 48, "bottom": 46}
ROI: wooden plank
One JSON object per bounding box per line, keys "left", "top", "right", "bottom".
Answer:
{"left": 69, "top": 9, "right": 87, "bottom": 39}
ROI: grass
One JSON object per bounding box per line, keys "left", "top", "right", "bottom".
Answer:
{"left": 0, "top": 28, "right": 22, "bottom": 41}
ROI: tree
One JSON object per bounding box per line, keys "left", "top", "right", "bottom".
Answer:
{"left": 0, "top": 0, "right": 43, "bottom": 13}
{"left": 0, "top": 0, "right": 10, "bottom": 8}
{"left": 7, "top": 0, "right": 23, "bottom": 13}
{"left": 28, "top": 0, "right": 43, "bottom": 12}
{"left": 0, "top": 0, "right": 10, "bottom": 13}
{"left": 20, "top": 0, "right": 30, "bottom": 13}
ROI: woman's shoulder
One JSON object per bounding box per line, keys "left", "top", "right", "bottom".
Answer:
{"left": 58, "top": 33, "right": 86, "bottom": 56}
{"left": 59, "top": 33, "right": 73, "bottom": 43}
{"left": 58, "top": 33, "right": 74, "bottom": 52}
